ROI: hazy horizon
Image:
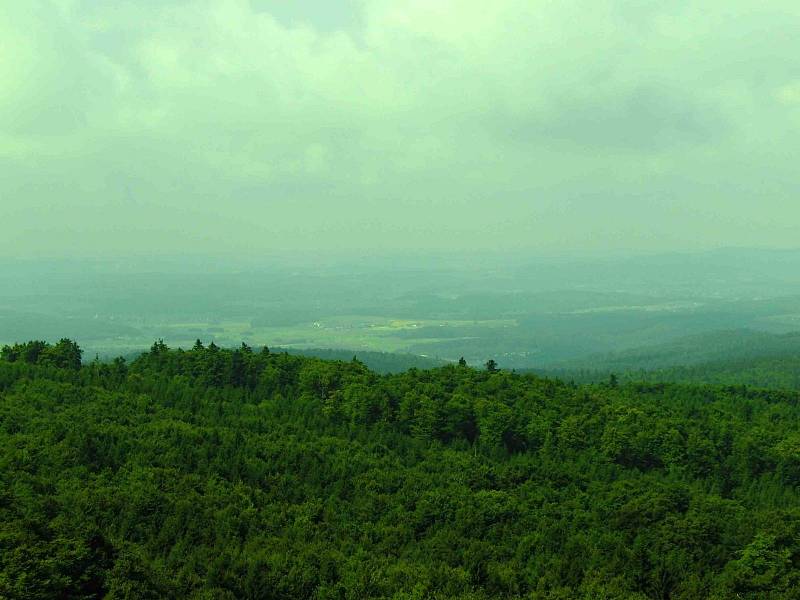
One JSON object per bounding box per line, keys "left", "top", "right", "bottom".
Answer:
{"left": 4, "top": 1, "right": 800, "bottom": 367}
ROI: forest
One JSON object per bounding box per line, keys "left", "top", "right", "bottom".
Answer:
{"left": 2, "top": 339, "right": 800, "bottom": 599}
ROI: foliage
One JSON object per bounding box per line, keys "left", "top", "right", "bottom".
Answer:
{"left": 2, "top": 339, "right": 800, "bottom": 598}
{"left": 276, "top": 347, "right": 448, "bottom": 374}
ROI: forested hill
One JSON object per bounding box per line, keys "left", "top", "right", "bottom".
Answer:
{"left": 3, "top": 341, "right": 800, "bottom": 598}
{"left": 536, "top": 353, "right": 800, "bottom": 390}
{"left": 273, "top": 347, "right": 448, "bottom": 373}
{"left": 102, "top": 346, "right": 447, "bottom": 375}
{"left": 639, "top": 354, "right": 800, "bottom": 389}
{"left": 551, "top": 329, "right": 800, "bottom": 373}
{"left": 532, "top": 329, "right": 800, "bottom": 389}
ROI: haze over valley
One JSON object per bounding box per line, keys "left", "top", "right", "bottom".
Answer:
{"left": 4, "top": 248, "right": 800, "bottom": 376}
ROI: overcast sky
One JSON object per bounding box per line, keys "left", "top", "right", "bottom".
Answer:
{"left": 2, "top": 0, "right": 799, "bottom": 258}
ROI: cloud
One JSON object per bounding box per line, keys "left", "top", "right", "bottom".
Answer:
{"left": 1, "top": 0, "right": 799, "bottom": 256}
{"left": 777, "top": 83, "right": 800, "bottom": 106}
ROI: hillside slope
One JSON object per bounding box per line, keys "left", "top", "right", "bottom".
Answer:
{"left": 552, "top": 329, "right": 800, "bottom": 371}
{"left": 275, "top": 346, "right": 448, "bottom": 373}
{"left": 537, "top": 329, "right": 800, "bottom": 389}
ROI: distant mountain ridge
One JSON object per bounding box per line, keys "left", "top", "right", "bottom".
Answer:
{"left": 551, "top": 328, "right": 800, "bottom": 371}
{"left": 533, "top": 328, "right": 800, "bottom": 389}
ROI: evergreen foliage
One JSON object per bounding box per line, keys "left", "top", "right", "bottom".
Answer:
{"left": 2, "top": 339, "right": 800, "bottom": 598}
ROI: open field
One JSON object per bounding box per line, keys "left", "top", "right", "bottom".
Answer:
{"left": 4, "top": 250, "right": 800, "bottom": 368}
{"left": 7, "top": 315, "right": 515, "bottom": 363}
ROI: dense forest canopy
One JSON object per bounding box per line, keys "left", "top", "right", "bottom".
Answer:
{"left": 2, "top": 339, "right": 800, "bottom": 598}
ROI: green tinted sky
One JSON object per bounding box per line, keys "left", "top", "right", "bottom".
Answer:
{"left": 2, "top": 1, "right": 799, "bottom": 257}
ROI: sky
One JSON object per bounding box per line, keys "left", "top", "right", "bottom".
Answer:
{"left": 1, "top": 0, "right": 799, "bottom": 258}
